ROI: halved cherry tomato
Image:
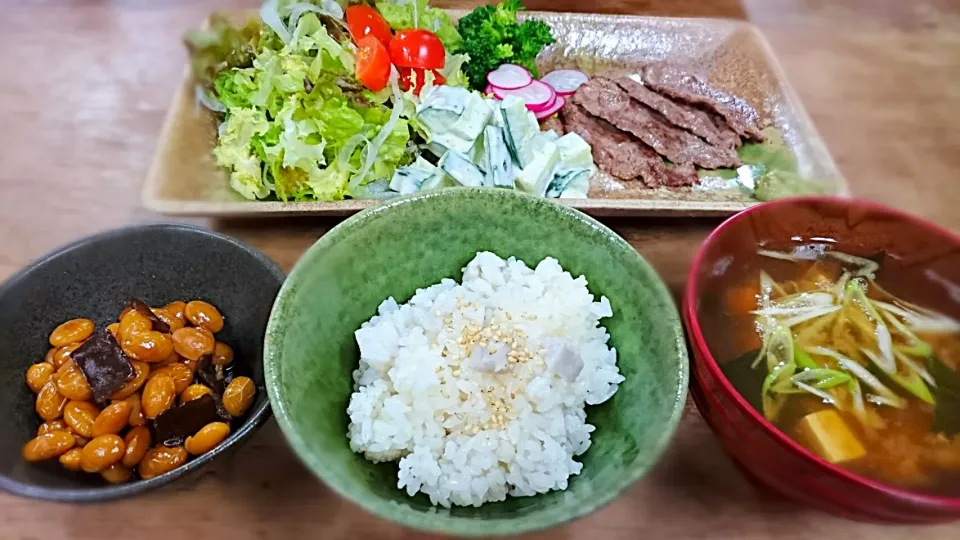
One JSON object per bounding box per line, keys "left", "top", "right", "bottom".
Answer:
{"left": 388, "top": 29, "right": 445, "bottom": 70}
{"left": 355, "top": 35, "right": 391, "bottom": 92}
{"left": 398, "top": 67, "right": 446, "bottom": 96}
{"left": 345, "top": 5, "right": 393, "bottom": 49}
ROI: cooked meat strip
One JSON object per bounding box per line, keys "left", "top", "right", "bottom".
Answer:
{"left": 560, "top": 101, "right": 698, "bottom": 187}
{"left": 641, "top": 63, "right": 765, "bottom": 141}
{"left": 614, "top": 75, "right": 740, "bottom": 149}
{"left": 539, "top": 115, "right": 565, "bottom": 136}
{"left": 660, "top": 163, "right": 700, "bottom": 187}
{"left": 573, "top": 77, "right": 741, "bottom": 169}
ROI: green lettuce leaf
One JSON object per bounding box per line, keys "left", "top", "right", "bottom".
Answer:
{"left": 213, "top": 108, "right": 272, "bottom": 200}
{"left": 196, "top": 9, "right": 415, "bottom": 202}
{"left": 184, "top": 14, "right": 262, "bottom": 86}
{"left": 440, "top": 53, "right": 471, "bottom": 88}
{"left": 214, "top": 68, "right": 257, "bottom": 109}
{"left": 375, "top": 0, "right": 462, "bottom": 50}
{"left": 317, "top": 98, "right": 366, "bottom": 149}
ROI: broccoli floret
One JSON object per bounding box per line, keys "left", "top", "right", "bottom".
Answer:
{"left": 454, "top": 0, "right": 555, "bottom": 90}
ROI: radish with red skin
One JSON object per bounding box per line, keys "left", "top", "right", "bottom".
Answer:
{"left": 540, "top": 69, "right": 589, "bottom": 95}
{"left": 491, "top": 80, "right": 556, "bottom": 109}
{"left": 527, "top": 93, "right": 557, "bottom": 113}
{"left": 486, "top": 64, "right": 533, "bottom": 90}
{"left": 535, "top": 95, "right": 566, "bottom": 120}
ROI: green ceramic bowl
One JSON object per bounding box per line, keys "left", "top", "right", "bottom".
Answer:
{"left": 264, "top": 188, "right": 688, "bottom": 536}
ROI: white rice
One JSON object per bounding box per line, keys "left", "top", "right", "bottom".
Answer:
{"left": 346, "top": 252, "right": 624, "bottom": 507}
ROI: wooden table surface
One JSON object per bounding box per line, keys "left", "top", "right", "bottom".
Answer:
{"left": 2, "top": 0, "right": 959, "bottom": 538}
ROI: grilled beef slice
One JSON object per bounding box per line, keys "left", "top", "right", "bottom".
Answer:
{"left": 614, "top": 76, "right": 740, "bottom": 149}
{"left": 573, "top": 77, "right": 741, "bottom": 169}
{"left": 641, "top": 63, "right": 765, "bottom": 141}
{"left": 560, "top": 101, "right": 698, "bottom": 187}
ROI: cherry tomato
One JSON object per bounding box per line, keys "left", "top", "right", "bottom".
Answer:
{"left": 346, "top": 5, "right": 393, "bottom": 49}
{"left": 398, "top": 67, "right": 446, "bottom": 96}
{"left": 388, "top": 29, "right": 445, "bottom": 70}
{"left": 355, "top": 35, "right": 391, "bottom": 92}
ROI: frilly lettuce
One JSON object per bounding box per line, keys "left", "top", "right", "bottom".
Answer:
{"left": 376, "top": 0, "right": 462, "bottom": 50}
{"left": 202, "top": 12, "right": 412, "bottom": 201}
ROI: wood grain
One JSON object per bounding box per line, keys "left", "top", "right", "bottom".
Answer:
{"left": 1, "top": 1, "right": 959, "bottom": 539}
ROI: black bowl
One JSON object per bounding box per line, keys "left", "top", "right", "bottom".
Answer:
{"left": 0, "top": 224, "right": 284, "bottom": 501}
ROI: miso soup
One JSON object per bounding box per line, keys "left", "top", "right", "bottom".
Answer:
{"left": 701, "top": 245, "right": 960, "bottom": 496}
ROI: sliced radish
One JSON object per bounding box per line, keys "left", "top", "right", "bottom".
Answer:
{"left": 541, "top": 69, "right": 589, "bottom": 95}
{"left": 492, "top": 80, "right": 556, "bottom": 109}
{"left": 527, "top": 93, "right": 556, "bottom": 113}
{"left": 486, "top": 64, "right": 532, "bottom": 90}
{"left": 484, "top": 84, "right": 496, "bottom": 96}
{"left": 535, "top": 95, "right": 565, "bottom": 120}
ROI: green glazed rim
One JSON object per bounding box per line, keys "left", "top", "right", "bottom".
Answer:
{"left": 264, "top": 188, "right": 689, "bottom": 536}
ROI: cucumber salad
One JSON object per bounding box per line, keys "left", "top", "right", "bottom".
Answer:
{"left": 392, "top": 87, "right": 592, "bottom": 198}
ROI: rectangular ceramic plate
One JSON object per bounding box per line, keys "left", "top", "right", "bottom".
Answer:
{"left": 143, "top": 10, "right": 846, "bottom": 218}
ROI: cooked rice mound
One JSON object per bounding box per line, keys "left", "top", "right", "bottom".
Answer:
{"left": 347, "top": 252, "right": 624, "bottom": 507}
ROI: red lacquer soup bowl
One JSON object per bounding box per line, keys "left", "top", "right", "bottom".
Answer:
{"left": 683, "top": 196, "right": 960, "bottom": 523}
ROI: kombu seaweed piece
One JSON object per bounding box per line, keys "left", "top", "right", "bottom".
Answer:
{"left": 930, "top": 356, "right": 960, "bottom": 437}
{"left": 154, "top": 395, "right": 225, "bottom": 447}
{"left": 71, "top": 329, "right": 136, "bottom": 403}
{"left": 195, "top": 355, "right": 225, "bottom": 395}
{"left": 128, "top": 299, "right": 170, "bottom": 333}
{"left": 719, "top": 349, "right": 766, "bottom": 414}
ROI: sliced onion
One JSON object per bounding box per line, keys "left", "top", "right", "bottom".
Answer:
{"left": 825, "top": 250, "right": 879, "bottom": 278}
{"left": 337, "top": 133, "right": 369, "bottom": 173}
{"left": 849, "top": 379, "right": 867, "bottom": 424}
{"left": 759, "top": 270, "right": 786, "bottom": 305}
{"left": 195, "top": 85, "right": 226, "bottom": 113}
{"left": 834, "top": 271, "right": 850, "bottom": 299}
{"left": 492, "top": 80, "right": 555, "bottom": 109}
{"left": 894, "top": 349, "right": 937, "bottom": 387}
{"left": 909, "top": 317, "right": 960, "bottom": 333}
{"left": 808, "top": 346, "right": 902, "bottom": 406}
{"left": 792, "top": 380, "right": 837, "bottom": 404}
{"left": 535, "top": 95, "right": 565, "bottom": 119}
{"left": 845, "top": 279, "right": 896, "bottom": 368}
{"left": 350, "top": 68, "right": 404, "bottom": 189}
{"left": 261, "top": 0, "right": 292, "bottom": 44}
{"left": 771, "top": 291, "right": 834, "bottom": 309}
{"left": 860, "top": 347, "right": 896, "bottom": 376}
{"left": 866, "top": 394, "right": 902, "bottom": 408}
{"left": 757, "top": 249, "right": 812, "bottom": 262}
{"left": 873, "top": 300, "right": 921, "bottom": 321}
{"left": 752, "top": 306, "right": 830, "bottom": 317}
{"left": 541, "top": 69, "right": 589, "bottom": 95}
{"left": 487, "top": 64, "right": 533, "bottom": 90}
{"left": 779, "top": 305, "right": 841, "bottom": 327}
{"left": 285, "top": 1, "right": 345, "bottom": 29}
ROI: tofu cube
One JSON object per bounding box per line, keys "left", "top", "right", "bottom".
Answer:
{"left": 794, "top": 409, "right": 866, "bottom": 464}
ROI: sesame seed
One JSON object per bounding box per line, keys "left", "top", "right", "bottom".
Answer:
{"left": 452, "top": 369, "right": 461, "bottom": 377}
